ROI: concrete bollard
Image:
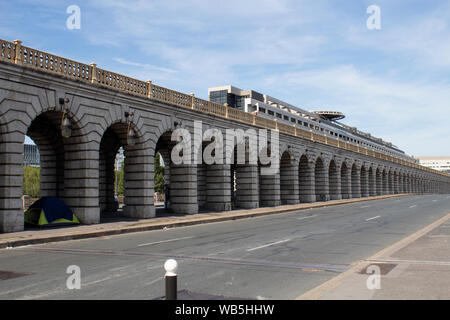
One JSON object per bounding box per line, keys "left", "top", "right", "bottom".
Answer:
{"left": 164, "top": 259, "right": 178, "bottom": 300}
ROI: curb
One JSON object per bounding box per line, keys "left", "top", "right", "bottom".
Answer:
{"left": 0, "top": 194, "right": 411, "bottom": 249}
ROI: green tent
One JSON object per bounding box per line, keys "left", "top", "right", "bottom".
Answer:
{"left": 24, "top": 197, "right": 80, "bottom": 226}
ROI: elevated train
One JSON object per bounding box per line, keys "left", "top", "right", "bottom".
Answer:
{"left": 208, "top": 85, "right": 415, "bottom": 162}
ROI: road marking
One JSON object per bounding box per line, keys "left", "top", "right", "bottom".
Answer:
{"left": 297, "top": 214, "right": 318, "bottom": 221}
{"left": 432, "top": 200, "right": 438, "bottom": 202}
{"left": 360, "top": 205, "right": 371, "bottom": 208}
{"left": 409, "top": 205, "right": 417, "bottom": 208}
{"left": 365, "top": 215, "right": 381, "bottom": 221}
{"left": 137, "top": 236, "right": 193, "bottom": 247}
{"left": 366, "top": 258, "right": 450, "bottom": 266}
{"left": 246, "top": 239, "right": 291, "bottom": 252}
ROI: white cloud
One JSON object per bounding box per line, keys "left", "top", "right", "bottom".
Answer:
{"left": 260, "top": 64, "right": 450, "bottom": 156}
{"left": 346, "top": 1, "right": 450, "bottom": 69}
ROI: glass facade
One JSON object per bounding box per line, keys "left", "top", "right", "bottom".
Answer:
{"left": 23, "top": 144, "right": 40, "bottom": 167}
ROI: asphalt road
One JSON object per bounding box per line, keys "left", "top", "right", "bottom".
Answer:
{"left": 0, "top": 194, "right": 449, "bottom": 300}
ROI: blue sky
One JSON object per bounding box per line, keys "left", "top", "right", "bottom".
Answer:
{"left": 1, "top": 0, "right": 449, "bottom": 156}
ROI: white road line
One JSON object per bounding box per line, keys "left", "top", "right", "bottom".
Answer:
{"left": 365, "top": 215, "right": 381, "bottom": 221}
{"left": 360, "top": 205, "right": 371, "bottom": 208}
{"left": 138, "top": 236, "right": 193, "bottom": 247}
{"left": 409, "top": 205, "right": 417, "bottom": 208}
{"left": 246, "top": 239, "right": 291, "bottom": 252}
{"left": 297, "top": 214, "right": 318, "bottom": 221}
{"left": 432, "top": 200, "right": 437, "bottom": 202}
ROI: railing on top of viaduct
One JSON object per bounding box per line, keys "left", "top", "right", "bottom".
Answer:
{"left": 0, "top": 38, "right": 447, "bottom": 178}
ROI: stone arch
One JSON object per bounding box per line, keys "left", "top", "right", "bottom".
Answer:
{"left": 155, "top": 123, "right": 199, "bottom": 214}
{"left": 0, "top": 93, "right": 96, "bottom": 232}
{"left": 26, "top": 111, "right": 66, "bottom": 199}
{"left": 99, "top": 115, "right": 154, "bottom": 219}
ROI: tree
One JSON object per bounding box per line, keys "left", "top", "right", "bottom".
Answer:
{"left": 23, "top": 166, "right": 40, "bottom": 198}
{"left": 115, "top": 161, "right": 124, "bottom": 196}
{"left": 114, "top": 153, "right": 165, "bottom": 196}
{"left": 154, "top": 152, "right": 165, "bottom": 194}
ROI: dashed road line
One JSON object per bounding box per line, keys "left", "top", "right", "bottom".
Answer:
{"left": 246, "top": 239, "right": 291, "bottom": 252}
{"left": 297, "top": 215, "right": 318, "bottom": 221}
{"left": 365, "top": 215, "right": 381, "bottom": 221}
{"left": 137, "top": 236, "right": 193, "bottom": 247}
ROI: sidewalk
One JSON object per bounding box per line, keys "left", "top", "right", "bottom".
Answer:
{"left": 297, "top": 212, "right": 450, "bottom": 300}
{"left": 0, "top": 194, "right": 406, "bottom": 249}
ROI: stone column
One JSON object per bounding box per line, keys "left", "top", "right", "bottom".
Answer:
{"left": 341, "top": 165, "right": 351, "bottom": 199}
{"left": 122, "top": 145, "right": 155, "bottom": 218}
{"left": 329, "top": 164, "right": 342, "bottom": 200}
{"left": 393, "top": 173, "right": 399, "bottom": 194}
{"left": 0, "top": 133, "right": 24, "bottom": 233}
{"left": 315, "top": 161, "right": 330, "bottom": 202}
{"left": 259, "top": 165, "right": 281, "bottom": 207}
{"left": 63, "top": 140, "right": 101, "bottom": 223}
{"left": 280, "top": 160, "right": 299, "bottom": 205}
{"left": 299, "top": 160, "right": 315, "bottom": 203}
{"left": 170, "top": 164, "right": 198, "bottom": 214}
{"left": 235, "top": 164, "right": 259, "bottom": 209}
{"left": 369, "top": 169, "right": 376, "bottom": 196}
{"left": 376, "top": 170, "right": 383, "bottom": 196}
{"left": 197, "top": 164, "right": 206, "bottom": 209}
{"left": 383, "top": 172, "right": 389, "bottom": 195}
{"left": 360, "top": 167, "right": 369, "bottom": 197}
{"left": 351, "top": 166, "right": 361, "bottom": 198}
{"left": 398, "top": 173, "right": 404, "bottom": 193}
{"left": 388, "top": 171, "right": 394, "bottom": 195}
{"left": 206, "top": 164, "right": 231, "bottom": 211}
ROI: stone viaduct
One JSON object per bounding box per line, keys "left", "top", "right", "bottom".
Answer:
{"left": 1, "top": 39, "right": 449, "bottom": 233}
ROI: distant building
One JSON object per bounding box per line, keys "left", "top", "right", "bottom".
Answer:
{"left": 417, "top": 156, "right": 450, "bottom": 173}
{"left": 23, "top": 144, "right": 40, "bottom": 167}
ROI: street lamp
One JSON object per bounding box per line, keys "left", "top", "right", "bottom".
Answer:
{"left": 59, "top": 98, "right": 72, "bottom": 138}
{"left": 125, "top": 111, "right": 136, "bottom": 146}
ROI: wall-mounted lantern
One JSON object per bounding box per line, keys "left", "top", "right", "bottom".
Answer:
{"left": 59, "top": 98, "right": 72, "bottom": 138}
{"left": 125, "top": 111, "right": 136, "bottom": 146}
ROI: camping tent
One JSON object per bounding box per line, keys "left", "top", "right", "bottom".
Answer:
{"left": 24, "top": 197, "right": 80, "bottom": 226}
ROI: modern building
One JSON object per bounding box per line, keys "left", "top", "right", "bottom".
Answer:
{"left": 416, "top": 157, "right": 450, "bottom": 173}
{"left": 23, "top": 143, "right": 40, "bottom": 167}
{"left": 208, "top": 85, "right": 413, "bottom": 161}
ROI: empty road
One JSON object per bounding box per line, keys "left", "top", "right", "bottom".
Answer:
{"left": 0, "top": 194, "right": 449, "bottom": 299}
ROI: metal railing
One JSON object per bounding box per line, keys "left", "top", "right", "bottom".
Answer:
{"left": 0, "top": 38, "right": 446, "bottom": 177}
